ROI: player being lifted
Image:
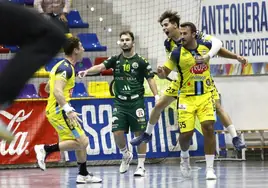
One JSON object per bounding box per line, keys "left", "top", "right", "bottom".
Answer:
{"left": 78, "top": 31, "right": 158, "bottom": 177}
{"left": 167, "top": 22, "right": 246, "bottom": 179}
{"left": 131, "top": 10, "right": 247, "bottom": 151}
{"left": 34, "top": 37, "right": 102, "bottom": 184}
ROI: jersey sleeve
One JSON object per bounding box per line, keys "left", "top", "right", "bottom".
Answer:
{"left": 55, "top": 61, "right": 73, "bottom": 81}
{"left": 103, "top": 55, "right": 118, "bottom": 69}
{"left": 140, "top": 57, "right": 154, "bottom": 79}
{"left": 164, "top": 39, "right": 172, "bottom": 57}
{"left": 164, "top": 46, "right": 182, "bottom": 71}
{"left": 198, "top": 40, "right": 212, "bottom": 50}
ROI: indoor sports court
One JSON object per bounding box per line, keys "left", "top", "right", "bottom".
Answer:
{"left": 0, "top": 0, "right": 267, "bottom": 188}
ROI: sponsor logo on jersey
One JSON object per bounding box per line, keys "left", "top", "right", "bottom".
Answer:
{"left": 132, "top": 62, "right": 139, "bottom": 69}
{"left": 190, "top": 63, "right": 208, "bottom": 74}
{"left": 191, "top": 75, "right": 206, "bottom": 80}
{"left": 136, "top": 108, "right": 145, "bottom": 118}
{"left": 178, "top": 104, "right": 187, "bottom": 110}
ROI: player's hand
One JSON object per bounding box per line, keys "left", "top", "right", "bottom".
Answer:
{"left": 78, "top": 70, "right": 88, "bottom": 79}
{"left": 237, "top": 56, "right": 248, "bottom": 66}
{"left": 157, "top": 66, "right": 166, "bottom": 79}
{"left": 66, "top": 111, "right": 82, "bottom": 125}
{"left": 59, "top": 14, "right": 68, "bottom": 23}
{"left": 195, "top": 54, "right": 210, "bottom": 64}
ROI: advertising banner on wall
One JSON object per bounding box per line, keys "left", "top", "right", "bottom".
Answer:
{"left": 0, "top": 101, "right": 60, "bottom": 164}
{"left": 201, "top": 0, "right": 268, "bottom": 64}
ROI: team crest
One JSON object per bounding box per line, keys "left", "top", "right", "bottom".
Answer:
{"left": 206, "top": 79, "right": 211, "bottom": 86}
{"left": 132, "top": 62, "right": 139, "bottom": 69}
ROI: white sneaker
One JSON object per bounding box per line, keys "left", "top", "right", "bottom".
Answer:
{"left": 34, "top": 144, "right": 46, "bottom": 171}
{"left": 119, "top": 152, "right": 133, "bottom": 173}
{"left": 206, "top": 168, "right": 217, "bottom": 180}
{"left": 134, "top": 166, "right": 145, "bottom": 177}
{"left": 76, "top": 174, "right": 102, "bottom": 184}
{"left": 180, "top": 157, "right": 191, "bottom": 178}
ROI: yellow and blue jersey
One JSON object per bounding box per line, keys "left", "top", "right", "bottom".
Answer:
{"left": 46, "top": 59, "right": 75, "bottom": 114}
{"left": 168, "top": 40, "right": 214, "bottom": 95}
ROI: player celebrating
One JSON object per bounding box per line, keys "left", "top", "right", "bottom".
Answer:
{"left": 169, "top": 22, "right": 245, "bottom": 179}
{"left": 78, "top": 31, "right": 158, "bottom": 177}
{"left": 34, "top": 37, "right": 102, "bottom": 184}
{"left": 131, "top": 10, "right": 247, "bottom": 151}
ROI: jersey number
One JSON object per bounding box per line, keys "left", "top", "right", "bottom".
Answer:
{"left": 123, "top": 64, "right": 130, "bottom": 72}
{"left": 179, "top": 122, "right": 186, "bottom": 129}
{"left": 166, "top": 87, "right": 176, "bottom": 93}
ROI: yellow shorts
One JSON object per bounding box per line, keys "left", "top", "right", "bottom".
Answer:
{"left": 46, "top": 110, "right": 85, "bottom": 141}
{"left": 178, "top": 92, "right": 216, "bottom": 133}
{"left": 163, "top": 80, "right": 179, "bottom": 97}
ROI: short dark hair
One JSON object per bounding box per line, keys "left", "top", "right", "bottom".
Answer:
{"left": 158, "top": 10, "right": 181, "bottom": 26}
{"left": 119, "top": 30, "right": 135, "bottom": 41}
{"left": 63, "top": 37, "right": 80, "bottom": 55}
{"left": 180, "top": 22, "right": 197, "bottom": 33}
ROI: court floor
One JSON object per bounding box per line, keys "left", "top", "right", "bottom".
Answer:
{"left": 0, "top": 161, "right": 267, "bottom": 188}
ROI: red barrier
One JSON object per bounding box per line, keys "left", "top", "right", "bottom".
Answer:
{"left": 0, "top": 101, "right": 60, "bottom": 164}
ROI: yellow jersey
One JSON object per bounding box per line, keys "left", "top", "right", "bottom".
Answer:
{"left": 46, "top": 59, "right": 75, "bottom": 114}
{"left": 167, "top": 40, "right": 214, "bottom": 95}
{"left": 163, "top": 31, "right": 213, "bottom": 81}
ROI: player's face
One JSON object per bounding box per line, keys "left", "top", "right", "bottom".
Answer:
{"left": 180, "top": 26, "right": 196, "bottom": 46}
{"left": 75, "top": 42, "right": 84, "bottom": 60}
{"left": 119, "top": 34, "right": 134, "bottom": 52}
{"left": 161, "top": 18, "right": 178, "bottom": 38}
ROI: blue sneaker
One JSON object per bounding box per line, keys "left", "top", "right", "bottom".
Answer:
{"left": 130, "top": 132, "right": 152, "bottom": 146}
{"left": 232, "top": 136, "right": 246, "bottom": 150}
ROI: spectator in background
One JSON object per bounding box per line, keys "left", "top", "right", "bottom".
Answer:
{"left": 34, "top": 0, "right": 71, "bottom": 33}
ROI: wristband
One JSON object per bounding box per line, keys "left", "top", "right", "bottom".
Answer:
{"left": 62, "top": 103, "right": 73, "bottom": 113}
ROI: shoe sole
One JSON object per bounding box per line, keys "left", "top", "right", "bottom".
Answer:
{"left": 206, "top": 177, "right": 217, "bottom": 180}
{"left": 76, "top": 180, "right": 103, "bottom": 184}
{"left": 134, "top": 174, "right": 145, "bottom": 177}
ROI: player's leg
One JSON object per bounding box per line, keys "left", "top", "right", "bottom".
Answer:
{"left": 129, "top": 98, "right": 147, "bottom": 176}
{"left": 197, "top": 92, "right": 217, "bottom": 180}
{"left": 130, "top": 81, "right": 178, "bottom": 146}
{"left": 0, "top": 3, "right": 65, "bottom": 106}
{"left": 112, "top": 101, "right": 133, "bottom": 173}
{"left": 178, "top": 96, "right": 195, "bottom": 178}
{"left": 215, "top": 97, "right": 246, "bottom": 150}
{"left": 34, "top": 112, "right": 102, "bottom": 183}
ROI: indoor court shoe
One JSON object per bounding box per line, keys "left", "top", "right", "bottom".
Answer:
{"left": 232, "top": 136, "right": 246, "bottom": 150}
{"left": 119, "top": 151, "right": 133, "bottom": 173}
{"left": 0, "top": 121, "right": 14, "bottom": 143}
{"left": 130, "top": 132, "right": 152, "bottom": 146}
{"left": 76, "top": 174, "right": 102, "bottom": 184}
{"left": 180, "top": 157, "right": 191, "bottom": 178}
{"left": 134, "top": 166, "right": 146, "bottom": 177}
{"left": 34, "top": 144, "right": 47, "bottom": 171}
{"left": 206, "top": 168, "right": 217, "bottom": 180}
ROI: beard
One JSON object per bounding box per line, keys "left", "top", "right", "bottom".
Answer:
{"left": 121, "top": 46, "right": 132, "bottom": 52}
{"left": 122, "top": 48, "right": 131, "bottom": 52}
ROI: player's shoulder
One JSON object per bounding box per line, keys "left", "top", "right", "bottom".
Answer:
{"left": 136, "top": 54, "right": 149, "bottom": 64}
{"left": 170, "top": 45, "right": 183, "bottom": 60}
{"left": 197, "top": 39, "right": 212, "bottom": 48}
{"left": 55, "top": 59, "right": 74, "bottom": 77}
{"left": 164, "top": 38, "right": 172, "bottom": 52}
